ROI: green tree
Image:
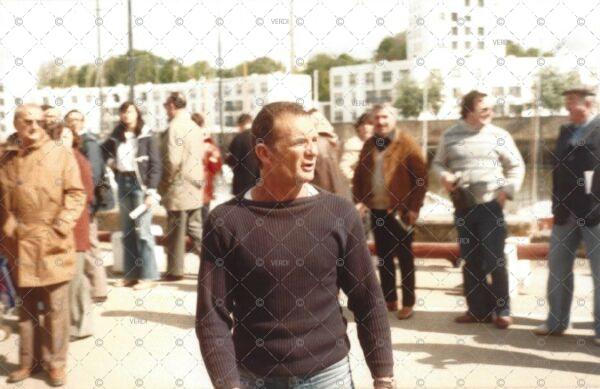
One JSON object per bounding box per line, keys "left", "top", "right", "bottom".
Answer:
{"left": 302, "top": 53, "right": 365, "bottom": 101}
{"left": 38, "top": 61, "right": 64, "bottom": 87}
{"left": 537, "top": 68, "right": 581, "bottom": 113}
{"left": 506, "top": 41, "right": 553, "bottom": 57}
{"left": 233, "top": 57, "right": 285, "bottom": 76}
{"left": 394, "top": 75, "right": 423, "bottom": 118}
{"left": 188, "top": 60, "right": 215, "bottom": 79}
{"left": 374, "top": 33, "right": 407, "bottom": 61}
{"left": 426, "top": 70, "right": 444, "bottom": 116}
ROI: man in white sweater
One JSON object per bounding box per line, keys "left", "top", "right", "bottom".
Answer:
{"left": 432, "top": 90, "right": 525, "bottom": 329}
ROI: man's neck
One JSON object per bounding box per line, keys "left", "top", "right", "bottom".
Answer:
{"left": 251, "top": 179, "right": 307, "bottom": 202}
{"left": 464, "top": 119, "right": 485, "bottom": 131}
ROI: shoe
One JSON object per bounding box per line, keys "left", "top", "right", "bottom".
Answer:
{"left": 7, "top": 367, "right": 33, "bottom": 383}
{"left": 397, "top": 306, "right": 414, "bottom": 320}
{"left": 494, "top": 315, "right": 513, "bottom": 329}
{"left": 114, "top": 279, "right": 137, "bottom": 287}
{"left": 454, "top": 312, "right": 492, "bottom": 324}
{"left": 133, "top": 280, "right": 155, "bottom": 290}
{"left": 92, "top": 296, "right": 107, "bottom": 303}
{"left": 160, "top": 274, "right": 184, "bottom": 282}
{"left": 386, "top": 301, "right": 398, "bottom": 312}
{"left": 70, "top": 334, "right": 92, "bottom": 342}
{"left": 533, "top": 323, "right": 564, "bottom": 336}
{"left": 48, "top": 368, "right": 66, "bottom": 387}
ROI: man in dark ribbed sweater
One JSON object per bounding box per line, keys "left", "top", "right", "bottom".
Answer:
{"left": 196, "top": 102, "right": 394, "bottom": 389}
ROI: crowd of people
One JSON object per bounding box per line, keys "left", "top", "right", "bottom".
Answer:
{"left": 0, "top": 83, "right": 598, "bottom": 388}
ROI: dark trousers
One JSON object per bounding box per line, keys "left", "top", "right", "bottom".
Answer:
{"left": 455, "top": 200, "right": 509, "bottom": 319}
{"left": 370, "top": 209, "right": 415, "bottom": 307}
{"left": 17, "top": 281, "right": 70, "bottom": 370}
{"left": 165, "top": 208, "right": 203, "bottom": 277}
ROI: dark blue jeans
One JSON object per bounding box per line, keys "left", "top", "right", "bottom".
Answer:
{"left": 455, "top": 200, "right": 509, "bottom": 319}
{"left": 117, "top": 174, "right": 158, "bottom": 281}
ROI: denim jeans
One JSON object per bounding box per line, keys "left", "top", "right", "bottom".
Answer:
{"left": 117, "top": 174, "right": 158, "bottom": 281}
{"left": 239, "top": 357, "right": 354, "bottom": 389}
{"left": 455, "top": 200, "right": 509, "bottom": 319}
{"left": 546, "top": 217, "right": 600, "bottom": 337}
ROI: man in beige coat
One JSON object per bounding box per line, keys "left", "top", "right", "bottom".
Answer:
{"left": 0, "top": 104, "right": 86, "bottom": 386}
{"left": 158, "top": 92, "right": 208, "bottom": 281}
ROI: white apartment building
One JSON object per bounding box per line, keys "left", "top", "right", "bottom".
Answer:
{"left": 329, "top": 0, "right": 600, "bottom": 123}
{"left": 0, "top": 72, "right": 312, "bottom": 141}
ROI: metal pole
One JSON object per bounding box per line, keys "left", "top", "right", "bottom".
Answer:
{"left": 217, "top": 15, "right": 224, "bottom": 149}
{"left": 422, "top": 78, "right": 428, "bottom": 158}
{"left": 312, "top": 69, "right": 319, "bottom": 108}
{"left": 95, "top": 0, "right": 105, "bottom": 135}
{"left": 289, "top": 0, "right": 295, "bottom": 74}
{"left": 127, "top": 0, "right": 135, "bottom": 101}
{"left": 531, "top": 74, "right": 541, "bottom": 204}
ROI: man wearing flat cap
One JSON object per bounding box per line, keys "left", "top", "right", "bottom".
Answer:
{"left": 534, "top": 84, "right": 600, "bottom": 344}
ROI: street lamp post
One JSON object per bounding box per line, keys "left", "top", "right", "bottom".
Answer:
{"left": 127, "top": 0, "right": 135, "bottom": 101}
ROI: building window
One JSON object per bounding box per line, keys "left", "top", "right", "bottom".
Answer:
{"left": 465, "top": 15, "right": 471, "bottom": 21}
{"left": 141, "top": 92, "right": 147, "bottom": 101}
{"left": 451, "top": 12, "right": 457, "bottom": 21}
{"left": 236, "top": 84, "right": 242, "bottom": 94}
{"left": 43, "top": 97, "right": 49, "bottom": 105}
{"left": 452, "top": 41, "right": 458, "bottom": 49}
{"left": 509, "top": 104, "right": 523, "bottom": 116}
{"left": 225, "top": 116, "right": 235, "bottom": 126}
{"left": 380, "top": 89, "right": 392, "bottom": 102}
{"left": 465, "top": 27, "right": 471, "bottom": 34}
{"left": 494, "top": 105, "right": 504, "bottom": 116}
{"left": 333, "top": 75, "right": 342, "bottom": 87}
{"left": 492, "top": 87, "right": 504, "bottom": 96}
{"left": 86, "top": 95, "right": 92, "bottom": 103}
{"left": 440, "top": 12, "right": 445, "bottom": 20}
{"left": 509, "top": 86, "right": 521, "bottom": 97}
{"left": 479, "top": 0, "right": 484, "bottom": 6}
{"left": 0, "top": 98, "right": 4, "bottom": 106}
{"left": 452, "top": 27, "right": 458, "bottom": 35}
{"left": 113, "top": 94, "right": 120, "bottom": 103}
{"left": 334, "top": 111, "right": 343, "bottom": 122}
{"left": 478, "top": 41, "right": 484, "bottom": 49}
{"left": 478, "top": 27, "right": 484, "bottom": 35}
{"left": 465, "top": 0, "right": 470, "bottom": 6}
{"left": 71, "top": 96, "right": 77, "bottom": 103}
{"left": 382, "top": 71, "right": 392, "bottom": 83}
{"left": 453, "top": 88, "right": 461, "bottom": 98}
{"left": 366, "top": 90, "right": 377, "bottom": 104}
{"left": 0, "top": 84, "right": 3, "bottom": 92}
{"left": 365, "top": 72, "right": 374, "bottom": 84}
{"left": 465, "top": 41, "right": 471, "bottom": 49}
{"left": 349, "top": 74, "right": 356, "bottom": 85}
{"left": 260, "top": 82, "right": 268, "bottom": 93}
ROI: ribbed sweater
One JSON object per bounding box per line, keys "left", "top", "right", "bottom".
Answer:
{"left": 195, "top": 190, "right": 393, "bottom": 388}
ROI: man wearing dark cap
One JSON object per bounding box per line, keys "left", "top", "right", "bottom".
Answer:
{"left": 534, "top": 85, "right": 600, "bottom": 344}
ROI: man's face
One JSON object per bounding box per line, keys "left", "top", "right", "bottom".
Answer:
{"left": 467, "top": 96, "right": 493, "bottom": 127}
{"left": 373, "top": 108, "right": 396, "bottom": 136}
{"left": 15, "top": 106, "right": 44, "bottom": 145}
{"left": 564, "top": 93, "right": 591, "bottom": 124}
{"left": 43, "top": 108, "right": 61, "bottom": 129}
{"left": 65, "top": 112, "right": 85, "bottom": 133}
{"left": 164, "top": 101, "right": 176, "bottom": 120}
{"left": 264, "top": 114, "right": 318, "bottom": 186}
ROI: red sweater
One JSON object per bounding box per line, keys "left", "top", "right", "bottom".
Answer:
{"left": 73, "top": 150, "right": 94, "bottom": 252}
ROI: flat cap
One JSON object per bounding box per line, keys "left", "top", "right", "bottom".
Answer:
{"left": 562, "top": 84, "right": 596, "bottom": 96}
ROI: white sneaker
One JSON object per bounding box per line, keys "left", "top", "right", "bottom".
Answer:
{"left": 533, "top": 323, "right": 564, "bottom": 336}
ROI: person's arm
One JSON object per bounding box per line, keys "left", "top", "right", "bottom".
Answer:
{"left": 338, "top": 206, "right": 394, "bottom": 383}
{"left": 405, "top": 139, "right": 428, "bottom": 217}
{"left": 497, "top": 131, "right": 525, "bottom": 200}
{"left": 225, "top": 135, "right": 239, "bottom": 168}
{"left": 196, "top": 213, "right": 240, "bottom": 389}
{"left": 86, "top": 140, "right": 104, "bottom": 187}
{"left": 53, "top": 150, "right": 86, "bottom": 237}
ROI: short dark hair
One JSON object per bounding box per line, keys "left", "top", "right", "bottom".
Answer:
{"left": 48, "top": 122, "right": 82, "bottom": 149}
{"left": 460, "top": 90, "right": 487, "bottom": 119}
{"left": 237, "top": 113, "right": 253, "bottom": 127}
{"left": 251, "top": 102, "right": 308, "bottom": 148}
{"left": 354, "top": 112, "right": 374, "bottom": 130}
{"left": 64, "top": 109, "right": 83, "bottom": 120}
{"left": 165, "top": 91, "right": 187, "bottom": 109}
{"left": 41, "top": 104, "right": 54, "bottom": 112}
{"left": 191, "top": 112, "right": 205, "bottom": 128}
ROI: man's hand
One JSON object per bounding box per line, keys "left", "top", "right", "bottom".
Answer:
{"left": 144, "top": 195, "right": 154, "bottom": 208}
{"left": 374, "top": 377, "right": 394, "bottom": 389}
{"left": 440, "top": 173, "right": 457, "bottom": 193}
{"left": 356, "top": 202, "right": 368, "bottom": 217}
{"left": 496, "top": 190, "right": 508, "bottom": 208}
{"left": 405, "top": 210, "right": 419, "bottom": 226}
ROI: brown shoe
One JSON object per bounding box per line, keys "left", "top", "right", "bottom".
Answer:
{"left": 494, "top": 315, "right": 513, "bottom": 329}
{"left": 160, "top": 274, "right": 184, "bottom": 282}
{"left": 386, "top": 301, "right": 398, "bottom": 312}
{"left": 48, "top": 368, "right": 66, "bottom": 387}
{"left": 92, "top": 296, "right": 107, "bottom": 303}
{"left": 114, "top": 279, "right": 137, "bottom": 287}
{"left": 397, "top": 306, "right": 414, "bottom": 320}
{"left": 7, "top": 367, "right": 33, "bottom": 383}
{"left": 454, "top": 312, "right": 492, "bottom": 324}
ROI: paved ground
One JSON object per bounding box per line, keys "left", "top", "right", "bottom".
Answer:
{"left": 1, "top": 249, "right": 600, "bottom": 389}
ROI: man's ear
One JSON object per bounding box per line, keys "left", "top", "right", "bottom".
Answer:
{"left": 254, "top": 143, "right": 270, "bottom": 167}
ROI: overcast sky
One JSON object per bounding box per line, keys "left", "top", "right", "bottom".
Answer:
{"left": 1, "top": 0, "right": 600, "bottom": 97}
